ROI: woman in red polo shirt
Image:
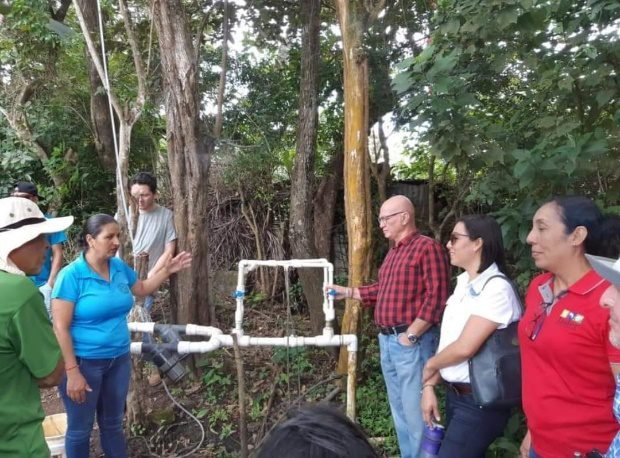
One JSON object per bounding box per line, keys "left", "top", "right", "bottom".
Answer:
{"left": 518, "top": 196, "right": 620, "bottom": 458}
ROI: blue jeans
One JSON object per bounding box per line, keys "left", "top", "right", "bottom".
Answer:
{"left": 530, "top": 447, "right": 542, "bottom": 458}
{"left": 379, "top": 329, "right": 438, "bottom": 458}
{"left": 438, "top": 389, "right": 510, "bottom": 458}
{"left": 59, "top": 352, "right": 131, "bottom": 458}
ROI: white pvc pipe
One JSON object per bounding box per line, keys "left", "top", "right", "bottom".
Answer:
{"left": 235, "top": 259, "right": 336, "bottom": 332}
{"left": 239, "top": 259, "right": 332, "bottom": 269}
{"left": 183, "top": 324, "right": 223, "bottom": 337}
{"left": 129, "top": 325, "right": 358, "bottom": 419}
{"left": 216, "top": 333, "right": 357, "bottom": 352}
{"left": 129, "top": 326, "right": 357, "bottom": 354}
{"left": 131, "top": 258, "right": 358, "bottom": 418}
{"left": 346, "top": 350, "right": 357, "bottom": 419}
{"left": 128, "top": 322, "right": 155, "bottom": 333}
{"left": 323, "top": 263, "right": 335, "bottom": 323}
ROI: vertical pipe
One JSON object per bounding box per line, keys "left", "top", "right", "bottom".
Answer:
{"left": 235, "top": 260, "right": 249, "bottom": 332}
{"left": 346, "top": 349, "right": 357, "bottom": 420}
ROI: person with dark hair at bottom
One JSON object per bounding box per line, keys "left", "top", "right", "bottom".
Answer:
{"left": 255, "top": 404, "right": 380, "bottom": 458}
{"left": 51, "top": 214, "right": 191, "bottom": 458}
{"left": 421, "top": 215, "right": 521, "bottom": 458}
{"left": 519, "top": 196, "right": 620, "bottom": 458}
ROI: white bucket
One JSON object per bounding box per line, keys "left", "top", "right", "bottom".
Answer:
{"left": 43, "top": 413, "right": 67, "bottom": 457}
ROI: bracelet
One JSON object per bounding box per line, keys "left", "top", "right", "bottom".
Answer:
{"left": 420, "top": 383, "right": 435, "bottom": 393}
{"left": 65, "top": 364, "right": 78, "bottom": 372}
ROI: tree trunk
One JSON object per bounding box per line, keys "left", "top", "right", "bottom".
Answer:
{"left": 289, "top": 0, "right": 324, "bottom": 334}
{"left": 76, "top": 0, "right": 116, "bottom": 172}
{"left": 313, "top": 148, "right": 344, "bottom": 261}
{"left": 369, "top": 117, "right": 390, "bottom": 204}
{"left": 153, "top": 0, "right": 211, "bottom": 325}
{"left": 335, "top": 0, "right": 374, "bottom": 375}
{"left": 115, "top": 122, "right": 134, "bottom": 260}
{"left": 125, "top": 255, "right": 149, "bottom": 430}
{"left": 73, "top": 0, "right": 146, "bottom": 258}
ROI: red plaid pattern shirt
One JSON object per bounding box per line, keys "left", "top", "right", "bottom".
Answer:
{"left": 358, "top": 232, "right": 450, "bottom": 326}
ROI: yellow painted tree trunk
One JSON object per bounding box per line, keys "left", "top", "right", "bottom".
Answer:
{"left": 335, "top": 0, "right": 374, "bottom": 376}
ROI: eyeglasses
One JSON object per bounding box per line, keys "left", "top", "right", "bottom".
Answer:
{"left": 377, "top": 211, "right": 405, "bottom": 225}
{"left": 449, "top": 232, "right": 470, "bottom": 245}
{"left": 526, "top": 290, "right": 568, "bottom": 341}
{"left": 131, "top": 193, "right": 153, "bottom": 200}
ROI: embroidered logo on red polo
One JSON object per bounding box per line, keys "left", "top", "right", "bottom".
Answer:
{"left": 559, "top": 308, "right": 585, "bottom": 324}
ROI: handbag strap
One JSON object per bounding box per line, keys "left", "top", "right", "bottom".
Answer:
{"left": 479, "top": 274, "right": 524, "bottom": 314}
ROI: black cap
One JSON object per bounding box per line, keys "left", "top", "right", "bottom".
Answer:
{"left": 12, "top": 181, "right": 39, "bottom": 198}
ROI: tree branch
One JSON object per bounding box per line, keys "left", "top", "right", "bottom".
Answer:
{"left": 213, "top": 0, "right": 229, "bottom": 138}
{"left": 72, "top": 0, "right": 123, "bottom": 117}
{"left": 118, "top": 0, "right": 147, "bottom": 117}
{"left": 51, "top": 0, "right": 72, "bottom": 21}
{"left": 193, "top": 8, "right": 211, "bottom": 67}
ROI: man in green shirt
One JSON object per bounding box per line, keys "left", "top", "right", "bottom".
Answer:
{"left": 0, "top": 197, "right": 73, "bottom": 457}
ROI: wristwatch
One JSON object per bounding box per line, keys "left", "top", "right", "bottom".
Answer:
{"left": 407, "top": 333, "right": 420, "bottom": 345}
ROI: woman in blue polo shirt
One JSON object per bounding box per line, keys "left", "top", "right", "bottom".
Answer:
{"left": 51, "top": 214, "right": 191, "bottom": 458}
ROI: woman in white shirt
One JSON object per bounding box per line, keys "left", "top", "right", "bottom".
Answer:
{"left": 420, "top": 215, "right": 521, "bottom": 458}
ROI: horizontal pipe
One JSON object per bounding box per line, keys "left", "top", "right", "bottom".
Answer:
{"left": 133, "top": 342, "right": 180, "bottom": 353}
{"left": 128, "top": 322, "right": 224, "bottom": 337}
{"left": 131, "top": 332, "right": 357, "bottom": 354}
{"left": 128, "top": 322, "right": 155, "bottom": 333}
{"left": 239, "top": 258, "right": 332, "bottom": 269}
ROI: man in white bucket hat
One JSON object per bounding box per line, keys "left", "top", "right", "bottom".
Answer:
{"left": 587, "top": 253, "right": 620, "bottom": 457}
{"left": 0, "top": 196, "right": 73, "bottom": 457}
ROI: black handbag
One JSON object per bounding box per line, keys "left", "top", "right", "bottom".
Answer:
{"left": 468, "top": 274, "right": 523, "bottom": 408}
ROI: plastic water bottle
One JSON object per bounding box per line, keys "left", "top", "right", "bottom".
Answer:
{"left": 419, "top": 423, "right": 445, "bottom": 458}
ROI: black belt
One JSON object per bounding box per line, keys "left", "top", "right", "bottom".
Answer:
{"left": 378, "top": 324, "right": 409, "bottom": 335}
{"left": 445, "top": 382, "right": 472, "bottom": 395}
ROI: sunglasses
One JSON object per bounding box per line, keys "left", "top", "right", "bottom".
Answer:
{"left": 526, "top": 290, "right": 568, "bottom": 341}
{"left": 449, "top": 232, "right": 470, "bottom": 245}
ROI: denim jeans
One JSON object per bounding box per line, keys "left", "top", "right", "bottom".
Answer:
{"left": 437, "top": 389, "right": 511, "bottom": 458}
{"left": 529, "top": 447, "right": 542, "bottom": 458}
{"left": 59, "top": 352, "right": 131, "bottom": 458}
{"left": 379, "top": 328, "right": 438, "bottom": 458}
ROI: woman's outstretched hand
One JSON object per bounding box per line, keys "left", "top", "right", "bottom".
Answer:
{"left": 165, "top": 251, "right": 192, "bottom": 274}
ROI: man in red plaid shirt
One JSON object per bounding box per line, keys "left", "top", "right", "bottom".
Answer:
{"left": 329, "top": 195, "right": 450, "bottom": 458}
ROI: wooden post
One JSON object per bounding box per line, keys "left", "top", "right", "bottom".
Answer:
{"left": 126, "top": 253, "right": 150, "bottom": 429}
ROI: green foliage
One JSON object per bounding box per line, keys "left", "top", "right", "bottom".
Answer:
{"left": 397, "top": 0, "right": 619, "bottom": 173}
{"left": 0, "top": 145, "right": 40, "bottom": 196}
{"left": 288, "top": 280, "right": 305, "bottom": 313}
{"left": 487, "top": 410, "right": 526, "bottom": 457}
{"left": 202, "top": 361, "right": 233, "bottom": 388}
{"left": 394, "top": 0, "right": 620, "bottom": 277}
{"left": 208, "top": 406, "right": 236, "bottom": 440}
{"left": 272, "top": 347, "right": 314, "bottom": 380}
{"left": 246, "top": 291, "right": 268, "bottom": 306}
{"left": 356, "top": 336, "right": 399, "bottom": 456}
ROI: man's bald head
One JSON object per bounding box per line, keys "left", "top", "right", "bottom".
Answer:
{"left": 379, "top": 195, "right": 417, "bottom": 243}
{"left": 382, "top": 195, "right": 415, "bottom": 218}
